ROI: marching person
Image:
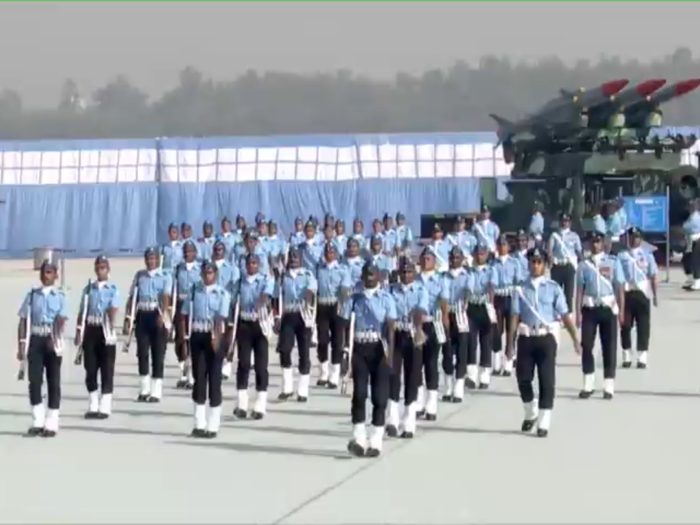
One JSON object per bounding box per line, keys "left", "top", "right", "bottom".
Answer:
{"left": 123, "top": 247, "right": 173, "bottom": 403}
{"left": 233, "top": 253, "right": 275, "bottom": 419}
{"left": 264, "top": 220, "right": 287, "bottom": 267}
{"left": 289, "top": 216, "right": 305, "bottom": 248}
{"left": 197, "top": 221, "right": 216, "bottom": 262}
{"left": 173, "top": 241, "right": 201, "bottom": 388}
{"left": 381, "top": 213, "right": 398, "bottom": 268}
{"left": 447, "top": 216, "right": 477, "bottom": 266}
{"left": 576, "top": 231, "right": 626, "bottom": 400}
{"left": 491, "top": 235, "right": 522, "bottom": 376}
{"left": 233, "top": 230, "right": 270, "bottom": 278}
{"left": 591, "top": 205, "right": 606, "bottom": 235}
{"left": 471, "top": 205, "right": 500, "bottom": 254}
{"left": 351, "top": 219, "right": 366, "bottom": 253}
{"left": 235, "top": 214, "right": 247, "bottom": 236}
{"left": 181, "top": 222, "right": 194, "bottom": 243}
{"left": 17, "top": 260, "right": 69, "bottom": 437}
{"left": 506, "top": 247, "right": 581, "bottom": 438}
{"left": 682, "top": 199, "right": 700, "bottom": 291}
{"left": 514, "top": 229, "right": 530, "bottom": 283}
{"left": 211, "top": 240, "right": 240, "bottom": 381}
{"left": 465, "top": 243, "right": 497, "bottom": 389}
{"left": 180, "top": 261, "right": 230, "bottom": 438}
{"left": 275, "top": 248, "right": 318, "bottom": 401}
{"left": 342, "top": 238, "right": 366, "bottom": 286}
{"left": 300, "top": 220, "right": 324, "bottom": 274}
{"left": 415, "top": 248, "right": 449, "bottom": 420}
{"left": 333, "top": 219, "right": 348, "bottom": 257}
{"left": 342, "top": 264, "right": 397, "bottom": 458}
{"left": 75, "top": 255, "right": 120, "bottom": 420}
{"left": 618, "top": 227, "right": 658, "bottom": 369}
{"left": 315, "top": 243, "right": 352, "bottom": 388}
{"left": 528, "top": 203, "right": 545, "bottom": 248}
{"left": 427, "top": 224, "right": 450, "bottom": 272}
{"left": 547, "top": 212, "right": 582, "bottom": 312}
{"left": 161, "top": 222, "right": 183, "bottom": 272}
{"left": 368, "top": 234, "right": 393, "bottom": 285}
{"left": 388, "top": 258, "right": 427, "bottom": 438}
{"left": 441, "top": 247, "right": 470, "bottom": 402}
{"left": 218, "top": 216, "right": 239, "bottom": 259}
{"left": 605, "top": 201, "right": 627, "bottom": 255}
{"left": 395, "top": 212, "right": 414, "bottom": 258}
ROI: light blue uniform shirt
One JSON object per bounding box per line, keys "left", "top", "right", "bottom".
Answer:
{"left": 350, "top": 233, "right": 366, "bottom": 251}
{"left": 618, "top": 247, "right": 658, "bottom": 285}
{"left": 131, "top": 269, "right": 173, "bottom": 304}
{"left": 416, "top": 271, "right": 449, "bottom": 316}
{"left": 591, "top": 214, "right": 606, "bottom": 235}
{"left": 447, "top": 230, "right": 477, "bottom": 255}
{"left": 299, "top": 241, "right": 324, "bottom": 274}
{"left": 512, "top": 278, "right": 569, "bottom": 327}
{"left": 683, "top": 210, "right": 700, "bottom": 236}
{"left": 576, "top": 255, "right": 625, "bottom": 300}
{"left": 234, "top": 246, "right": 270, "bottom": 277}
{"left": 467, "top": 264, "right": 497, "bottom": 302}
{"left": 217, "top": 232, "right": 240, "bottom": 259}
{"left": 332, "top": 234, "right": 348, "bottom": 256}
{"left": 471, "top": 220, "right": 500, "bottom": 252}
{"left": 161, "top": 241, "right": 183, "bottom": 272}
{"left": 238, "top": 273, "right": 275, "bottom": 315}
{"left": 492, "top": 255, "right": 521, "bottom": 291}
{"left": 175, "top": 261, "right": 202, "bottom": 301}
{"left": 395, "top": 225, "right": 414, "bottom": 251}
{"left": 263, "top": 235, "right": 286, "bottom": 260}
{"left": 442, "top": 268, "right": 470, "bottom": 307}
{"left": 341, "top": 288, "right": 398, "bottom": 334}
{"left": 213, "top": 260, "right": 240, "bottom": 302}
{"left": 391, "top": 281, "right": 429, "bottom": 323}
{"left": 549, "top": 229, "right": 582, "bottom": 264}
{"left": 79, "top": 281, "right": 121, "bottom": 319}
{"left": 317, "top": 261, "right": 352, "bottom": 301}
{"left": 275, "top": 269, "right": 318, "bottom": 309}
{"left": 342, "top": 256, "right": 365, "bottom": 286}
{"left": 19, "top": 287, "right": 69, "bottom": 326}
{"left": 289, "top": 231, "right": 305, "bottom": 248}
{"left": 197, "top": 237, "right": 216, "bottom": 262}
{"left": 606, "top": 212, "right": 626, "bottom": 239}
{"left": 368, "top": 252, "right": 394, "bottom": 274}
{"left": 382, "top": 229, "right": 398, "bottom": 254}
{"left": 428, "top": 240, "right": 451, "bottom": 270}
{"left": 180, "top": 282, "right": 231, "bottom": 324}
{"left": 528, "top": 212, "right": 544, "bottom": 239}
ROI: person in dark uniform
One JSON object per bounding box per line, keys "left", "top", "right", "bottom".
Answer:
{"left": 18, "top": 261, "right": 69, "bottom": 437}
{"left": 547, "top": 213, "right": 582, "bottom": 312}
{"left": 74, "top": 255, "right": 120, "bottom": 419}
{"left": 575, "top": 231, "right": 625, "bottom": 400}
{"left": 342, "top": 263, "right": 397, "bottom": 457}
{"left": 274, "top": 248, "right": 318, "bottom": 401}
{"left": 180, "top": 261, "right": 230, "bottom": 438}
{"left": 491, "top": 235, "right": 521, "bottom": 376}
{"left": 442, "top": 247, "right": 470, "bottom": 400}
{"left": 123, "top": 247, "right": 173, "bottom": 403}
{"left": 388, "top": 257, "right": 428, "bottom": 438}
{"left": 506, "top": 247, "right": 580, "bottom": 437}
{"left": 617, "top": 227, "right": 658, "bottom": 369}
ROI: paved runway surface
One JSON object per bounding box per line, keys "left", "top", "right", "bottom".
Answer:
{"left": 0, "top": 258, "right": 698, "bottom": 524}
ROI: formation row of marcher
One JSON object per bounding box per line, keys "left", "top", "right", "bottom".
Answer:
{"left": 15, "top": 208, "right": 660, "bottom": 457}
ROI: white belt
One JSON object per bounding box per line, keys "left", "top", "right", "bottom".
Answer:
{"left": 624, "top": 281, "right": 650, "bottom": 293}
{"left": 30, "top": 325, "right": 52, "bottom": 336}
{"left": 283, "top": 303, "right": 302, "bottom": 313}
{"left": 354, "top": 331, "right": 381, "bottom": 343}
{"left": 448, "top": 304, "right": 465, "bottom": 313}
{"left": 468, "top": 295, "right": 489, "bottom": 305}
{"left": 552, "top": 258, "right": 574, "bottom": 266}
{"left": 495, "top": 287, "right": 513, "bottom": 296}
{"left": 688, "top": 232, "right": 700, "bottom": 242}
{"left": 611, "top": 236, "right": 621, "bottom": 242}
{"left": 317, "top": 296, "right": 338, "bottom": 306}
{"left": 178, "top": 293, "right": 189, "bottom": 300}
{"left": 423, "top": 315, "right": 434, "bottom": 322}
{"left": 137, "top": 302, "right": 159, "bottom": 311}
{"left": 239, "top": 311, "right": 259, "bottom": 321}
{"left": 582, "top": 295, "right": 616, "bottom": 308}
{"left": 395, "top": 321, "right": 413, "bottom": 331}
{"left": 192, "top": 320, "right": 213, "bottom": 333}
{"left": 517, "top": 322, "right": 558, "bottom": 337}
{"left": 86, "top": 315, "right": 103, "bottom": 326}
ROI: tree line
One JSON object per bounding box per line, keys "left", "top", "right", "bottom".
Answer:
{"left": 0, "top": 47, "right": 699, "bottom": 141}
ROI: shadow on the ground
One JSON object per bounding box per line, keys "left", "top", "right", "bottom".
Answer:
{"left": 165, "top": 438, "right": 351, "bottom": 460}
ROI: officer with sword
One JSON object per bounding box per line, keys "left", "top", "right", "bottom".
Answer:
{"left": 74, "top": 255, "right": 120, "bottom": 420}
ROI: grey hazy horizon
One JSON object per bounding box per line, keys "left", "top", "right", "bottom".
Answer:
{"left": 2, "top": 2, "right": 699, "bottom": 108}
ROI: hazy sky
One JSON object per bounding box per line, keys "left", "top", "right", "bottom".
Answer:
{"left": 2, "top": 2, "right": 699, "bottom": 108}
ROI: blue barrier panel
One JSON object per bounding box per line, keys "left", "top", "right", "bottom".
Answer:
{"left": 622, "top": 195, "right": 668, "bottom": 234}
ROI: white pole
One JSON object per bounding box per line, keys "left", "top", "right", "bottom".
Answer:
{"left": 666, "top": 185, "right": 671, "bottom": 284}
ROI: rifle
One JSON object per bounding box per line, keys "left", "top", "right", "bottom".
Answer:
{"left": 122, "top": 285, "right": 138, "bottom": 353}
{"left": 17, "top": 290, "right": 34, "bottom": 381}
{"left": 73, "top": 279, "right": 91, "bottom": 366}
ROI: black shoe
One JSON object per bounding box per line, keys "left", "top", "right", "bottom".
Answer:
{"left": 478, "top": 383, "right": 489, "bottom": 390}
{"left": 176, "top": 379, "right": 187, "bottom": 389}
{"left": 184, "top": 382, "right": 194, "bottom": 391}
{"left": 136, "top": 394, "right": 149, "bottom": 402}
{"left": 502, "top": 370, "right": 512, "bottom": 378}
{"left": 146, "top": 396, "right": 161, "bottom": 404}
{"left": 297, "top": 395, "right": 308, "bottom": 403}
{"left": 25, "top": 427, "right": 43, "bottom": 437}
{"left": 347, "top": 440, "right": 365, "bottom": 457}
{"left": 536, "top": 428, "right": 549, "bottom": 438}
{"left": 96, "top": 413, "right": 110, "bottom": 420}
{"left": 366, "top": 448, "right": 381, "bottom": 458}
{"left": 441, "top": 394, "right": 453, "bottom": 402}
{"left": 621, "top": 362, "right": 632, "bottom": 369}
{"left": 465, "top": 379, "right": 477, "bottom": 390}
{"left": 385, "top": 425, "right": 399, "bottom": 438}
{"left": 425, "top": 413, "right": 437, "bottom": 422}
{"left": 203, "top": 431, "right": 217, "bottom": 439}
{"left": 327, "top": 383, "right": 338, "bottom": 390}
{"left": 452, "top": 397, "right": 464, "bottom": 404}
{"left": 578, "top": 390, "right": 594, "bottom": 399}
{"left": 416, "top": 409, "right": 426, "bottom": 419}
{"left": 84, "top": 411, "right": 99, "bottom": 420}
{"left": 40, "top": 429, "right": 57, "bottom": 438}
{"left": 400, "top": 431, "right": 414, "bottom": 439}
{"left": 316, "top": 379, "right": 328, "bottom": 387}
{"left": 233, "top": 408, "right": 247, "bottom": 419}
{"left": 278, "top": 392, "right": 294, "bottom": 401}
{"left": 521, "top": 418, "right": 537, "bottom": 432}
{"left": 251, "top": 411, "right": 264, "bottom": 420}
{"left": 191, "top": 428, "right": 207, "bottom": 438}
{"left": 492, "top": 369, "right": 503, "bottom": 377}
{"left": 637, "top": 362, "right": 647, "bottom": 370}
{"left": 603, "top": 391, "right": 614, "bottom": 400}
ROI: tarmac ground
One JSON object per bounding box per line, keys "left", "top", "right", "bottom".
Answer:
{"left": 0, "top": 258, "right": 699, "bottom": 524}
